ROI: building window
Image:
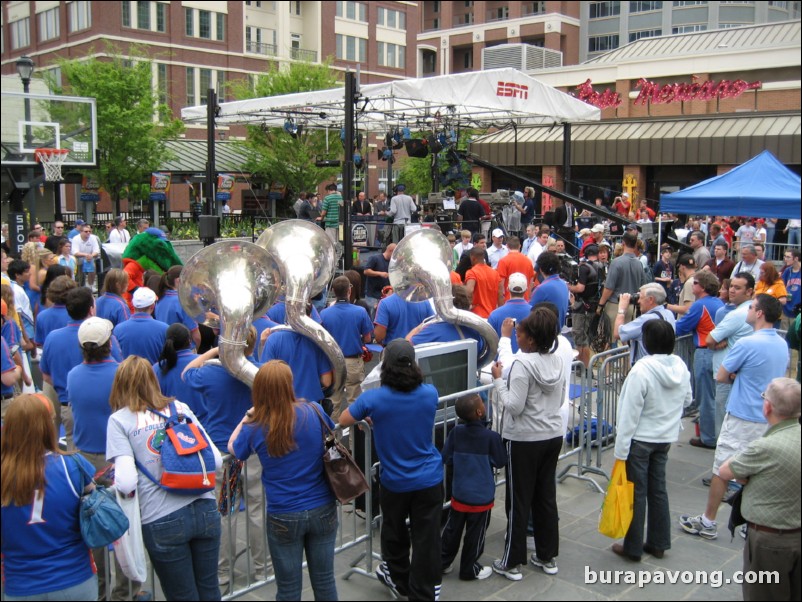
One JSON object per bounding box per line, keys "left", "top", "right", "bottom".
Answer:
{"left": 155, "top": 63, "right": 168, "bottom": 120}
{"left": 463, "top": 50, "right": 473, "bottom": 68}
{"left": 38, "top": 7, "right": 60, "bottom": 42}
{"left": 291, "top": 1, "right": 301, "bottom": 15}
{"left": 487, "top": 5, "right": 509, "bottom": 20}
{"left": 379, "top": 168, "right": 400, "bottom": 190}
{"left": 629, "top": 28, "right": 662, "bottom": 41}
{"left": 422, "top": 51, "right": 437, "bottom": 74}
{"left": 378, "top": 7, "right": 406, "bottom": 29}
{"left": 246, "top": 27, "right": 277, "bottom": 54}
{"left": 589, "top": 2, "right": 621, "bottom": 18}
{"left": 672, "top": 23, "right": 707, "bottom": 32}
{"left": 70, "top": 1, "right": 92, "bottom": 32}
{"left": 122, "top": 1, "right": 166, "bottom": 32}
{"left": 185, "top": 8, "right": 225, "bottom": 40}
{"left": 337, "top": 1, "right": 367, "bottom": 21}
{"left": 588, "top": 34, "right": 619, "bottom": 52}
{"left": 377, "top": 42, "right": 406, "bottom": 68}
{"left": 522, "top": 1, "right": 547, "bottom": 15}
{"left": 433, "top": 1, "right": 440, "bottom": 12}
{"left": 768, "top": 0, "right": 787, "bottom": 6}
{"left": 186, "top": 67, "right": 195, "bottom": 106}
{"left": 336, "top": 34, "right": 368, "bottom": 62}
{"left": 673, "top": 1, "right": 706, "bottom": 6}
{"left": 630, "top": 1, "right": 663, "bottom": 12}
{"left": 217, "top": 70, "right": 226, "bottom": 101}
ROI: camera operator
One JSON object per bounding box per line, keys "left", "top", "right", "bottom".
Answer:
{"left": 614, "top": 283, "right": 676, "bottom": 366}
{"left": 569, "top": 244, "right": 602, "bottom": 367}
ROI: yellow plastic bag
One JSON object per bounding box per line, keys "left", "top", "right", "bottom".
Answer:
{"left": 598, "top": 459, "right": 634, "bottom": 539}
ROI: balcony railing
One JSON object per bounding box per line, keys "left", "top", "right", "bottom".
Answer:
{"left": 290, "top": 47, "right": 318, "bottom": 62}
{"left": 246, "top": 41, "right": 278, "bottom": 56}
{"left": 522, "top": 1, "right": 547, "bottom": 16}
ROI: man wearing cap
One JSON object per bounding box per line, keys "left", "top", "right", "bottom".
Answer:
{"left": 613, "top": 193, "right": 631, "bottom": 218}
{"left": 489, "top": 274, "right": 533, "bottom": 354}
{"left": 569, "top": 245, "right": 604, "bottom": 366}
{"left": 465, "top": 246, "right": 503, "bottom": 319}
{"left": 40, "top": 287, "right": 122, "bottom": 448}
{"left": 67, "top": 318, "right": 145, "bottom": 599}
{"left": 113, "top": 287, "right": 168, "bottom": 363}
{"left": 496, "top": 237, "right": 534, "bottom": 302}
{"left": 667, "top": 255, "right": 698, "bottom": 316}
{"left": 581, "top": 223, "right": 607, "bottom": 259}
{"left": 388, "top": 184, "right": 417, "bottom": 244}
{"left": 318, "top": 182, "right": 342, "bottom": 243}
{"left": 108, "top": 216, "right": 131, "bottom": 245}
{"left": 487, "top": 228, "right": 509, "bottom": 269}
{"left": 67, "top": 219, "right": 85, "bottom": 240}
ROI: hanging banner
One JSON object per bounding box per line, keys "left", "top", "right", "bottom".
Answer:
{"left": 149, "top": 172, "right": 171, "bottom": 202}
{"left": 215, "top": 173, "right": 235, "bottom": 202}
{"left": 80, "top": 176, "right": 101, "bottom": 203}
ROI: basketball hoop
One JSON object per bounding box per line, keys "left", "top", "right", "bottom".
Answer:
{"left": 34, "top": 148, "right": 70, "bottom": 182}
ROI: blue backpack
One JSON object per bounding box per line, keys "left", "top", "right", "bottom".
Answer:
{"left": 136, "top": 402, "right": 216, "bottom": 495}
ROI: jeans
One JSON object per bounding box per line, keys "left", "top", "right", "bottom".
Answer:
{"left": 624, "top": 440, "right": 671, "bottom": 558}
{"left": 789, "top": 227, "right": 801, "bottom": 248}
{"left": 4, "top": 576, "right": 97, "bottom": 601}
{"left": 141, "top": 498, "right": 222, "bottom": 601}
{"left": 693, "top": 348, "right": 716, "bottom": 446}
{"left": 267, "top": 501, "right": 339, "bottom": 601}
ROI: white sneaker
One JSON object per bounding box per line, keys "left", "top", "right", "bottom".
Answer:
{"left": 492, "top": 560, "right": 522, "bottom": 581}
{"left": 526, "top": 536, "right": 537, "bottom": 552}
{"left": 476, "top": 565, "right": 493, "bottom": 580}
{"left": 530, "top": 555, "right": 559, "bottom": 575}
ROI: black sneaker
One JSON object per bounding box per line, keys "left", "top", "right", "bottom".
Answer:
{"left": 376, "top": 561, "right": 404, "bottom": 597}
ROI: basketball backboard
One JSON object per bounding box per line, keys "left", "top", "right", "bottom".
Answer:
{"left": 1, "top": 91, "right": 97, "bottom": 168}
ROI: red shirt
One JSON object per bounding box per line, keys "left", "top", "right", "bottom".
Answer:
{"left": 465, "top": 263, "right": 501, "bottom": 319}
{"left": 496, "top": 251, "right": 534, "bottom": 301}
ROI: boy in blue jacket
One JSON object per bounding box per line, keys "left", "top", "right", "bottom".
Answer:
{"left": 441, "top": 394, "right": 507, "bottom": 580}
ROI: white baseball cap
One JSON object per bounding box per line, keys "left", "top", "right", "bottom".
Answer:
{"left": 508, "top": 273, "right": 528, "bottom": 294}
{"left": 591, "top": 223, "right": 605, "bottom": 233}
{"left": 132, "top": 287, "right": 158, "bottom": 309}
{"left": 78, "top": 317, "right": 113, "bottom": 346}
{"left": 492, "top": 228, "right": 505, "bottom": 238}
{"left": 622, "top": 192, "right": 630, "bottom": 198}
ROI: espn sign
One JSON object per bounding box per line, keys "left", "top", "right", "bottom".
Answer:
{"left": 496, "top": 81, "right": 529, "bottom": 100}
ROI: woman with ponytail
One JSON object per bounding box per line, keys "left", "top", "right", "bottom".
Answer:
{"left": 153, "top": 323, "right": 205, "bottom": 422}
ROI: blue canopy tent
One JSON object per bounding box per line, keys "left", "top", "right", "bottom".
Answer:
{"left": 660, "top": 150, "right": 800, "bottom": 219}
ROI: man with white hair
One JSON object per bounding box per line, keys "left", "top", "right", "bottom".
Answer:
{"left": 614, "top": 282, "right": 676, "bottom": 366}
{"left": 732, "top": 244, "right": 764, "bottom": 280}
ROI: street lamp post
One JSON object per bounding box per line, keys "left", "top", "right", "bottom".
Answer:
{"left": 16, "top": 55, "right": 36, "bottom": 222}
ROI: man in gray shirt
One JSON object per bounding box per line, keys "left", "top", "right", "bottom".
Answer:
{"left": 388, "top": 184, "right": 417, "bottom": 243}
{"left": 597, "top": 231, "right": 649, "bottom": 342}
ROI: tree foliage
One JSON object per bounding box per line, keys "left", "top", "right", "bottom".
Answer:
{"left": 230, "top": 61, "right": 343, "bottom": 195}
{"left": 48, "top": 44, "right": 184, "bottom": 215}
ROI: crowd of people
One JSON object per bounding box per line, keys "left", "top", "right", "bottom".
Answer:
{"left": 1, "top": 197, "right": 800, "bottom": 602}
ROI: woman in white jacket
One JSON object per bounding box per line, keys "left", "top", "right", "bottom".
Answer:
{"left": 612, "top": 319, "right": 692, "bottom": 562}
{"left": 491, "top": 307, "right": 566, "bottom": 580}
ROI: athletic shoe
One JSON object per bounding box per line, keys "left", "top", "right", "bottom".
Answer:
{"left": 492, "top": 560, "right": 523, "bottom": 581}
{"left": 678, "top": 514, "right": 718, "bottom": 539}
{"left": 526, "top": 536, "right": 537, "bottom": 552}
{"left": 376, "top": 561, "right": 403, "bottom": 597}
{"left": 476, "top": 566, "right": 493, "bottom": 580}
{"left": 530, "top": 555, "right": 559, "bottom": 575}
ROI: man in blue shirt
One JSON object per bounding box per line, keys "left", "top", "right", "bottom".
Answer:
{"left": 488, "top": 274, "right": 532, "bottom": 355}
{"left": 374, "top": 293, "right": 434, "bottom": 346}
{"left": 531, "top": 252, "right": 569, "bottom": 329}
{"left": 680, "top": 294, "right": 788, "bottom": 541}
{"left": 40, "top": 287, "right": 122, "bottom": 449}
{"left": 781, "top": 249, "right": 800, "bottom": 330}
{"left": 114, "top": 287, "right": 168, "bottom": 364}
{"left": 260, "top": 328, "right": 333, "bottom": 408}
{"left": 320, "top": 276, "right": 373, "bottom": 421}
{"left": 34, "top": 276, "right": 76, "bottom": 347}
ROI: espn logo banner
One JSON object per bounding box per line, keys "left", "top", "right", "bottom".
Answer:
{"left": 496, "top": 82, "right": 529, "bottom": 99}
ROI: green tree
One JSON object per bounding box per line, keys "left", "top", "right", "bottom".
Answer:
{"left": 47, "top": 44, "right": 184, "bottom": 215}
{"left": 230, "top": 61, "right": 342, "bottom": 196}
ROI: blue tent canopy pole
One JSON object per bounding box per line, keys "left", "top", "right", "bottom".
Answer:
{"left": 660, "top": 150, "right": 801, "bottom": 219}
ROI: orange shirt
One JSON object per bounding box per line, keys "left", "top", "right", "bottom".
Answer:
{"left": 755, "top": 278, "right": 788, "bottom": 301}
{"left": 496, "top": 251, "right": 534, "bottom": 301}
{"left": 449, "top": 271, "right": 463, "bottom": 286}
{"left": 465, "top": 263, "right": 501, "bottom": 319}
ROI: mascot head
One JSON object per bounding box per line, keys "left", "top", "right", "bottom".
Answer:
{"left": 123, "top": 227, "right": 183, "bottom": 274}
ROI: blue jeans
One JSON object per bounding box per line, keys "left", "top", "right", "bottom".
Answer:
{"left": 267, "top": 501, "right": 339, "bottom": 601}
{"left": 693, "top": 348, "right": 716, "bottom": 446}
{"left": 624, "top": 440, "right": 671, "bottom": 558}
{"left": 789, "top": 227, "right": 801, "bottom": 248}
{"left": 4, "top": 575, "right": 97, "bottom": 601}
{"left": 141, "top": 498, "right": 222, "bottom": 601}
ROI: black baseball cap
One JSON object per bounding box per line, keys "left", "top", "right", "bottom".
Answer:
{"left": 382, "top": 339, "right": 415, "bottom": 368}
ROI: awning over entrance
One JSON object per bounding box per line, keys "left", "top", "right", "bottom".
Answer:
{"left": 469, "top": 112, "right": 801, "bottom": 167}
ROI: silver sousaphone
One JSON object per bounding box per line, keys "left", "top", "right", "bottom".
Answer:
{"left": 256, "top": 219, "right": 346, "bottom": 397}
{"left": 178, "top": 240, "right": 280, "bottom": 387}
{"left": 389, "top": 227, "right": 499, "bottom": 367}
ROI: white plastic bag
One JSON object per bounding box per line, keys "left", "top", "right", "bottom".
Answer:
{"left": 113, "top": 489, "right": 147, "bottom": 583}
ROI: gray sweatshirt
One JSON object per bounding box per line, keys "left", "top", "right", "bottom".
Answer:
{"left": 493, "top": 352, "right": 565, "bottom": 442}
